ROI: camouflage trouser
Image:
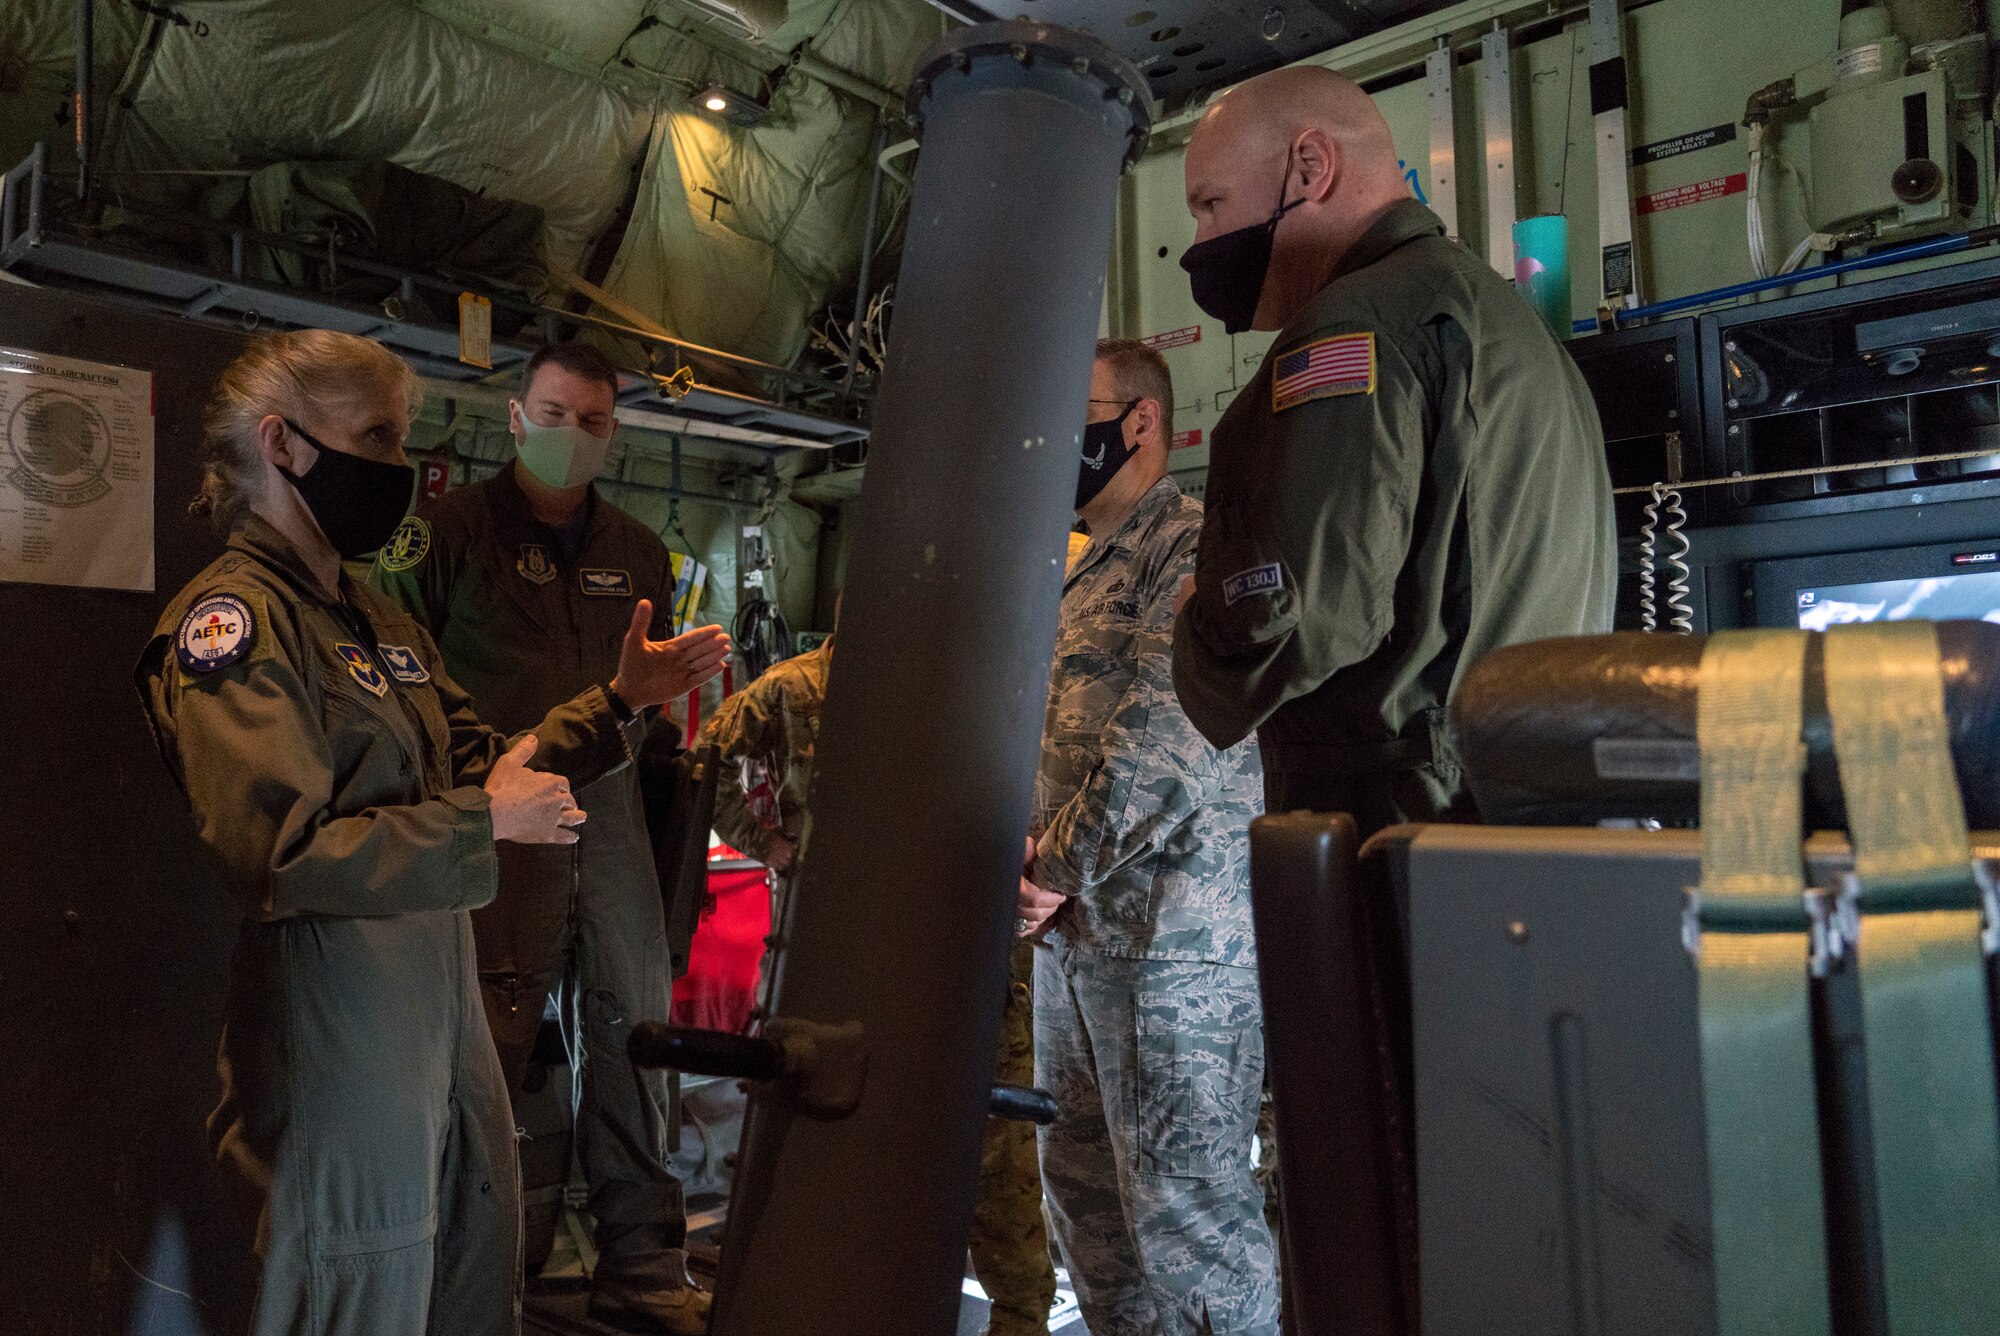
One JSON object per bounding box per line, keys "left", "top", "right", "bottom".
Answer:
{"left": 1034, "top": 937, "right": 1281, "bottom": 1336}
{"left": 970, "top": 941, "right": 1057, "bottom": 1336}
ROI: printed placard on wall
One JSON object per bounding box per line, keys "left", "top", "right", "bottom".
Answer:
{"left": 1143, "top": 325, "right": 1202, "bottom": 352}
{"left": 0, "top": 345, "right": 155, "bottom": 591}
{"left": 1636, "top": 173, "right": 1748, "bottom": 216}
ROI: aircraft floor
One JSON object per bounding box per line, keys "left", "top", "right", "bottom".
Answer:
{"left": 520, "top": 1198, "right": 1086, "bottom": 1335}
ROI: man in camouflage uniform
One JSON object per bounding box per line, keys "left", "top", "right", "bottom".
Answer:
{"left": 1017, "top": 340, "right": 1280, "bottom": 1336}
{"left": 701, "top": 633, "right": 1057, "bottom": 1336}
{"left": 699, "top": 634, "right": 830, "bottom": 917}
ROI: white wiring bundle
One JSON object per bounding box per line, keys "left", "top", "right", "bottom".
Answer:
{"left": 1746, "top": 123, "right": 1832, "bottom": 279}
{"left": 1638, "top": 480, "right": 1693, "bottom": 634}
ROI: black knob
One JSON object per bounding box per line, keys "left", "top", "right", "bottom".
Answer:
{"left": 990, "top": 1083, "right": 1059, "bottom": 1125}
{"left": 628, "top": 1024, "right": 784, "bottom": 1080}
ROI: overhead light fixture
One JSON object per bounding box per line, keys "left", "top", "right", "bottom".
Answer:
{"left": 694, "top": 83, "right": 770, "bottom": 127}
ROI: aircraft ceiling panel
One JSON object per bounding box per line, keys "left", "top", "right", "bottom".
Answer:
{"left": 965, "top": 1, "right": 1456, "bottom": 102}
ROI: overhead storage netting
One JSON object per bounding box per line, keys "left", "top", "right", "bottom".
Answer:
{"left": 2, "top": 0, "right": 938, "bottom": 375}
{"left": 599, "top": 0, "right": 940, "bottom": 366}
{"left": 100, "top": 0, "right": 657, "bottom": 277}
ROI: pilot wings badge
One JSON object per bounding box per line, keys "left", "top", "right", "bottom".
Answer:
{"left": 578, "top": 568, "right": 634, "bottom": 598}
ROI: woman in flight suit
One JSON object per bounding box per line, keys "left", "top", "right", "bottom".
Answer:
{"left": 135, "top": 329, "right": 730, "bottom": 1336}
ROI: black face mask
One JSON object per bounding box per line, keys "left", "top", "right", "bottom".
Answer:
{"left": 1179, "top": 155, "right": 1302, "bottom": 335}
{"left": 1076, "top": 400, "right": 1140, "bottom": 511}
{"left": 279, "top": 418, "right": 414, "bottom": 559}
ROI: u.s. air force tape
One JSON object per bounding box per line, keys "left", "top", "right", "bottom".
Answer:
{"left": 176, "top": 594, "right": 256, "bottom": 673}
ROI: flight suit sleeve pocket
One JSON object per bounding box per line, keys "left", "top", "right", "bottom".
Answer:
{"left": 1190, "top": 497, "right": 1299, "bottom": 658}
{"left": 1134, "top": 1001, "right": 1250, "bottom": 1180}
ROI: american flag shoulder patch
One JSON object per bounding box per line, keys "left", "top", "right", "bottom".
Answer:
{"left": 1271, "top": 331, "right": 1376, "bottom": 412}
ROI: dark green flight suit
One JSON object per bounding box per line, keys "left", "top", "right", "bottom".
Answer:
{"left": 1171, "top": 200, "right": 1616, "bottom": 834}
{"left": 137, "top": 514, "right": 639, "bottom": 1336}
{"left": 369, "top": 465, "right": 690, "bottom": 1267}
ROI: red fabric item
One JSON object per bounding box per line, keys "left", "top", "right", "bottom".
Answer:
{"left": 669, "top": 863, "right": 770, "bottom": 1033}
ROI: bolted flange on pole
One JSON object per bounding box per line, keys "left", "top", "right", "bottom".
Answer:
{"left": 708, "top": 21, "right": 1149, "bottom": 1336}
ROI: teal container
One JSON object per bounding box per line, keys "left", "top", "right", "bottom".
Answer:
{"left": 1512, "top": 214, "right": 1572, "bottom": 340}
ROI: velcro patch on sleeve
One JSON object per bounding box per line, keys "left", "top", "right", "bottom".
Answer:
{"left": 1272, "top": 332, "right": 1376, "bottom": 412}
{"left": 1222, "top": 563, "right": 1284, "bottom": 606}
{"left": 176, "top": 594, "right": 256, "bottom": 673}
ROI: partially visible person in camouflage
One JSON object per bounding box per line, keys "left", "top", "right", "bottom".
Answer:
{"left": 970, "top": 940, "right": 1057, "bottom": 1336}
{"left": 699, "top": 622, "right": 1056, "bottom": 1334}
{"left": 697, "top": 632, "right": 830, "bottom": 923}
{"left": 1017, "top": 339, "right": 1280, "bottom": 1336}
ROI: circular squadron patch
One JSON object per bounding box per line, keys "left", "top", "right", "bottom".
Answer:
{"left": 176, "top": 594, "right": 255, "bottom": 673}
{"left": 377, "top": 516, "right": 431, "bottom": 573}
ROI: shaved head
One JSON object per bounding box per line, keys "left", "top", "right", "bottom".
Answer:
{"left": 1197, "top": 66, "right": 1401, "bottom": 180}
{"left": 1184, "top": 65, "right": 1412, "bottom": 330}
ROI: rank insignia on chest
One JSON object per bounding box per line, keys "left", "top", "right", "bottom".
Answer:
{"left": 1272, "top": 332, "right": 1375, "bottom": 412}
{"left": 579, "top": 568, "right": 633, "bottom": 598}
{"left": 334, "top": 642, "right": 390, "bottom": 697}
{"left": 175, "top": 594, "right": 255, "bottom": 674}
{"left": 517, "top": 544, "right": 556, "bottom": 585}
{"left": 376, "top": 644, "right": 431, "bottom": 685}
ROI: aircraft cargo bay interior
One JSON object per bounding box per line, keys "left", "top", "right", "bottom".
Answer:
{"left": 8, "top": 2, "right": 2000, "bottom": 1334}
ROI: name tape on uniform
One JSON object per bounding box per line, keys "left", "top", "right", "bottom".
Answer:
{"left": 579, "top": 568, "right": 634, "bottom": 598}
{"left": 1272, "top": 332, "right": 1375, "bottom": 412}
{"left": 334, "top": 643, "right": 390, "bottom": 697}
{"left": 177, "top": 594, "right": 256, "bottom": 673}
{"left": 376, "top": 644, "right": 431, "bottom": 685}
{"left": 1222, "top": 563, "right": 1284, "bottom": 606}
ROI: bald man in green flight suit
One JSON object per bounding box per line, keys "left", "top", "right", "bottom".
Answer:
{"left": 1170, "top": 66, "right": 1616, "bottom": 832}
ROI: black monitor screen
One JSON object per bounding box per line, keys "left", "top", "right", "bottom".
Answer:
{"left": 1797, "top": 570, "right": 2000, "bottom": 629}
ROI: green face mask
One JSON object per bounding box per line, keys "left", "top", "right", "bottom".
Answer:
{"left": 517, "top": 418, "right": 612, "bottom": 490}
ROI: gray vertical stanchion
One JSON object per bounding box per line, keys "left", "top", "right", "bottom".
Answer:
{"left": 1424, "top": 39, "right": 1459, "bottom": 242}
{"left": 708, "top": 23, "right": 1151, "bottom": 1336}
{"left": 1480, "top": 21, "right": 1517, "bottom": 278}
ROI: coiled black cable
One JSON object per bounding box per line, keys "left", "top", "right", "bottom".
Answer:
{"left": 733, "top": 594, "right": 792, "bottom": 681}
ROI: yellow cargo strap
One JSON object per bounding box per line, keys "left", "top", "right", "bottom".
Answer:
{"left": 1823, "top": 621, "right": 2000, "bottom": 1331}
{"left": 1693, "top": 629, "right": 1832, "bottom": 1336}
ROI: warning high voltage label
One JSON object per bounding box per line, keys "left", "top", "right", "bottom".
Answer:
{"left": 1636, "top": 173, "right": 1747, "bottom": 215}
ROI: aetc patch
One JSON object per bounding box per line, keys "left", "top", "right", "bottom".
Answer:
{"left": 376, "top": 644, "right": 431, "bottom": 685}
{"left": 578, "top": 568, "right": 634, "bottom": 598}
{"left": 377, "top": 516, "right": 431, "bottom": 573}
{"left": 334, "top": 642, "right": 390, "bottom": 697}
{"left": 176, "top": 594, "right": 256, "bottom": 673}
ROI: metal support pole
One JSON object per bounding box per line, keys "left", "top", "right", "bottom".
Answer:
{"left": 74, "top": 0, "right": 93, "bottom": 203}
{"left": 1481, "top": 21, "right": 1517, "bottom": 277}
{"left": 1425, "top": 39, "right": 1459, "bottom": 241}
{"left": 709, "top": 22, "right": 1150, "bottom": 1336}
{"left": 841, "top": 115, "right": 890, "bottom": 400}
{"left": 1589, "top": 0, "right": 1641, "bottom": 309}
